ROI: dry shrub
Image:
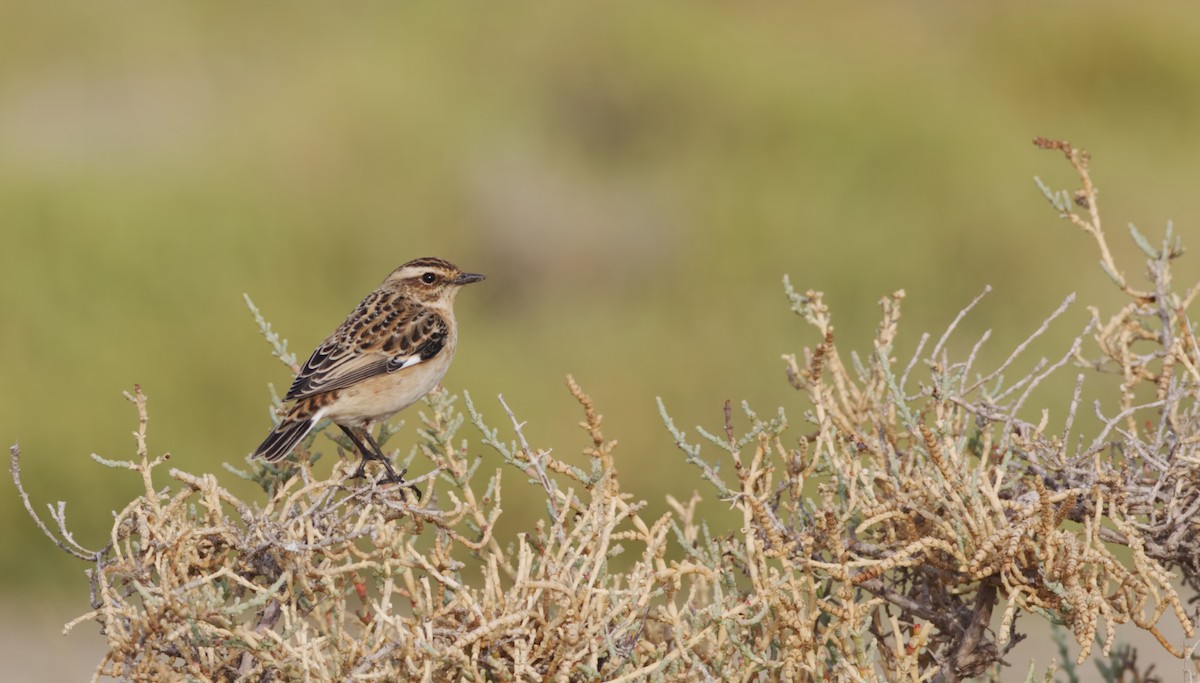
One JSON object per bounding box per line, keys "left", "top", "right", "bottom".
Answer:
{"left": 10, "top": 140, "right": 1200, "bottom": 681}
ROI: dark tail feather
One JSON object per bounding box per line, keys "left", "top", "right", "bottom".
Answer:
{"left": 253, "top": 415, "right": 317, "bottom": 462}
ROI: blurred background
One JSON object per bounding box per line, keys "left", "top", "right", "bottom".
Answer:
{"left": 4, "top": 1, "right": 1200, "bottom": 679}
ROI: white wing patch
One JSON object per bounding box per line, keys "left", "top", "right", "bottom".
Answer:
{"left": 392, "top": 355, "right": 425, "bottom": 371}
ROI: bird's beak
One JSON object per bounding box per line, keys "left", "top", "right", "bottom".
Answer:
{"left": 454, "top": 272, "right": 486, "bottom": 285}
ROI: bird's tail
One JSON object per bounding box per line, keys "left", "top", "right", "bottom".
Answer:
{"left": 253, "top": 405, "right": 321, "bottom": 462}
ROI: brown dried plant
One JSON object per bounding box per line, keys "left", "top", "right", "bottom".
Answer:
{"left": 13, "top": 380, "right": 688, "bottom": 681}
{"left": 767, "top": 137, "right": 1200, "bottom": 680}
{"left": 9, "top": 139, "right": 1200, "bottom": 682}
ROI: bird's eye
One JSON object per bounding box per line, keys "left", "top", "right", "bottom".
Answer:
{"left": 421, "top": 272, "right": 437, "bottom": 284}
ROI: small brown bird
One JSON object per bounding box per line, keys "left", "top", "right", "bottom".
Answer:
{"left": 253, "top": 257, "right": 484, "bottom": 484}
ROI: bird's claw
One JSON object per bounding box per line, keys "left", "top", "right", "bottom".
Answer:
{"left": 347, "top": 461, "right": 421, "bottom": 498}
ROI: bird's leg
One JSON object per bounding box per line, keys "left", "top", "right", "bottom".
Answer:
{"left": 338, "top": 425, "right": 420, "bottom": 495}
{"left": 360, "top": 429, "right": 421, "bottom": 495}
{"left": 338, "top": 425, "right": 382, "bottom": 480}
{"left": 358, "top": 428, "right": 403, "bottom": 481}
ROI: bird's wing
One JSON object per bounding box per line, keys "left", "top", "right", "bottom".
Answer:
{"left": 284, "top": 292, "right": 450, "bottom": 401}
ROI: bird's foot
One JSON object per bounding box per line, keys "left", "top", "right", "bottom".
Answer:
{"left": 381, "top": 464, "right": 422, "bottom": 498}
{"left": 347, "top": 460, "right": 421, "bottom": 497}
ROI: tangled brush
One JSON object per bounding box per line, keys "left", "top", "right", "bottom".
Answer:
{"left": 11, "top": 139, "right": 1198, "bottom": 681}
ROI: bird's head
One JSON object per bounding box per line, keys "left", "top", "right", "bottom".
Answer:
{"left": 386, "top": 257, "right": 485, "bottom": 305}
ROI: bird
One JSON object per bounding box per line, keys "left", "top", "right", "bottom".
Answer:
{"left": 252, "top": 257, "right": 485, "bottom": 486}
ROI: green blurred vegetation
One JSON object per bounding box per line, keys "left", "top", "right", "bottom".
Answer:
{"left": 4, "top": 0, "right": 1200, "bottom": 602}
